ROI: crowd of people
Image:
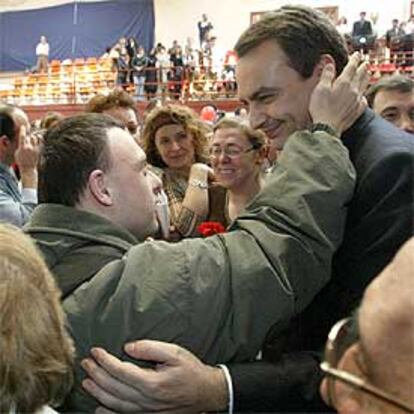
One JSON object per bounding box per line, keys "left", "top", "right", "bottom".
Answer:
{"left": 103, "top": 14, "right": 237, "bottom": 102}
{"left": 0, "top": 4, "right": 413, "bottom": 414}
{"left": 336, "top": 11, "right": 414, "bottom": 64}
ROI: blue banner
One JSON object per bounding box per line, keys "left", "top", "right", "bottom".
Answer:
{"left": 0, "top": 0, "right": 154, "bottom": 71}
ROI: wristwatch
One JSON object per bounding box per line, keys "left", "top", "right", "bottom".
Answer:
{"left": 310, "top": 122, "right": 340, "bottom": 138}
{"left": 189, "top": 179, "right": 209, "bottom": 190}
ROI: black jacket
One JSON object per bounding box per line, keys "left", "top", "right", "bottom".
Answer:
{"left": 229, "top": 109, "right": 414, "bottom": 412}
{"left": 352, "top": 20, "right": 373, "bottom": 37}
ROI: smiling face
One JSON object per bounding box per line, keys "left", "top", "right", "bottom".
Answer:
{"left": 154, "top": 123, "right": 196, "bottom": 172}
{"left": 210, "top": 127, "right": 263, "bottom": 191}
{"left": 236, "top": 40, "right": 320, "bottom": 151}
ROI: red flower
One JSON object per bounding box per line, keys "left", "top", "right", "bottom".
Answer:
{"left": 197, "top": 221, "right": 226, "bottom": 237}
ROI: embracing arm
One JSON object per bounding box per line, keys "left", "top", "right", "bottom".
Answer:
{"left": 79, "top": 55, "right": 367, "bottom": 412}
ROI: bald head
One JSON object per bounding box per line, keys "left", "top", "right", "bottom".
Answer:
{"left": 359, "top": 237, "right": 414, "bottom": 404}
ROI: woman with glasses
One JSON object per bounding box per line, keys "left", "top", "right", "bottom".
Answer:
{"left": 209, "top": 118, "right": 268, "bottom": 222}
{"left": 142, "top": 104, "right": 226, "bottom": 239}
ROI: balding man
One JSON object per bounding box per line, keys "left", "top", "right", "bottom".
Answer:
{"left": 320, "top": 237, "right": 414, "bottom": 413}
{"left": 0, "top": 105, "right": 40, "bottom": 226}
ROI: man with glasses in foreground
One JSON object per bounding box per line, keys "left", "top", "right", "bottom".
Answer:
{"left": 320, "top": 237, "right": 414, "bottom": 414}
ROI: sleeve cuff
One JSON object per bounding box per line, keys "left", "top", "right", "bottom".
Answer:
{"left": 217, "top": 364, "right": 234, "bottom": 414}
{"left": 21, "top": 188, "right": 38, "bottom": 204}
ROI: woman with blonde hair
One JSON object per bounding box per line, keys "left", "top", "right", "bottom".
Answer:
{"left": 209, "top": 118, "right": 268, "bottom": 222}
{"left": 0, "top": 224, "right": 74, "bottom": 413}
{"left": 143, "top": 104, "right": 225, "bottom": 239}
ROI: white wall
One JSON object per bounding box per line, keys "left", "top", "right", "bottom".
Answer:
{"left": 0, "top": 0, "right": 110, "bottom": 12}
{"left": 0, "top": 0, "right": 410, "bottom": 46}
{"left": 154, "top": 0, "right": 411, "bottom": 51}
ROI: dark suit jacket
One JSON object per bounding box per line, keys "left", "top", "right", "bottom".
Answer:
{"left": 228, "top": 109, "right": 414, "bottom": 412}
{"left": 386, "top": 28, "right": 405, "bottom": 48}
{"left": 352, "top": 20, "right": 373, "bottom": 37}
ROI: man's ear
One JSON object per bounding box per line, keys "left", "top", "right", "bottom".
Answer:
{"left": 88, "top": 169, "right": 113, "bottom": 206}
{"left": 0, "top": 135, "right": 13, "bottom": 160}
{"left": 0, "top": 134, "right": 10, "bottom": 149}
{"left": 314, "top": 54, "right": 337, "bottom": 79}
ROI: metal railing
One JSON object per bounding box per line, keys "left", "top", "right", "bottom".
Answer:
{"left": 1, "top": 53, "right": 413, "bottom": 105}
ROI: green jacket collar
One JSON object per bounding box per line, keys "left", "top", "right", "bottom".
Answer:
{"left": 25, "top": 204, "right": 139, "bottom": 250}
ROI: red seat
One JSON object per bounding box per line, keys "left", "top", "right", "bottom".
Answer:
{"left": 378, "top": 63, "right": 396, "bottom": 73}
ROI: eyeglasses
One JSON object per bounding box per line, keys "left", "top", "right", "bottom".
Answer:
{"left": 321, "top": 317, "right": 414, "bottom": 413}
{"left": 209, "top": 145, "right": 257, "bottom": 159}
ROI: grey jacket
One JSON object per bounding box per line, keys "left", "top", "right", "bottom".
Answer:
{"left": 0, "top": 162, "right": 37, "bottom": 226}
{"left": 25, "top": 130, "right": 355, "bottom": 412}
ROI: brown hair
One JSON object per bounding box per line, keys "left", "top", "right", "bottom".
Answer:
{"left": 0, "top": 224, "right": 74, "bottom": 413}
{"left": 142, "top": 104, "right": 210, "bottom": 168}
{"left": 235, "top": 5, "right": 348, "bottom": 78}
{"left": 85, "top": 88, "right": 138, "bottom": 115}
{"left": 40, "top": 111, "right": 64, "bottom": 130}
{"left": 213, "top": 118, "right": 267, "bottom": 149}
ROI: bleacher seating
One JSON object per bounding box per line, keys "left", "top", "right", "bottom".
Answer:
{"left": 1, "top": 51, "right": 413, "bottom": 106}
{"left": 0, "top": 57, "right": 116, "bottom": 105}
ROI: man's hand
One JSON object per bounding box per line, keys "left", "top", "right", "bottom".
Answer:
{"left": 310, "top": 52, "right": 370, "bottom": 134}
{"left": 81, "top": 340, "right": 228, "bottom": 413}
{"left": 14, "top": 126, "right": 40, "bottom": 189}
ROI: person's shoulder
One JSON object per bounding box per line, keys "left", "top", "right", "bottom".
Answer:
{"left": 351, "top": 111, "right": 413, "bottom": 152}
{"left": 344, "top": 112, "right": 414, "bottom": 176}
{"left": 367, "top": 115, "right": 414, "bottom": 152}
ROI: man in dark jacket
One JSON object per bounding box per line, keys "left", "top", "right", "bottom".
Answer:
{"left": 80, "top": 6, "right": 414, "bottom": 414}
{"left": 352, "top": 11, "right": 373, "bottom": 37}
{"left": 385, "top": 19, "right": 405, "bottom": 65}
{"left": 351, "top": 11, "right": 375, "bottom": 53}
{"left": 26, "top": 89, "right": 360, "bottom": 412}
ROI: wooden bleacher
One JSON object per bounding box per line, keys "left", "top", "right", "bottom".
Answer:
{"left": 0, "top": 57, "right": 115, "bottom": 105}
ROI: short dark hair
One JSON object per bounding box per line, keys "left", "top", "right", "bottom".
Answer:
{"left": 235, "top": 5, "right": 348, "bottom": 78}
{"left": 366, "top": 75, "right": 414, "bottom": 107}
{"left": 0, "top": 105, "right": 16, "bottom": 141}
{"left": 39, "top": 113, "right": 122, "bottom": 206}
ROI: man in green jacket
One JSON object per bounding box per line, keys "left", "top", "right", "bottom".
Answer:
{"left": 25, "top": 59, "right": 365, "bottom": 411}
